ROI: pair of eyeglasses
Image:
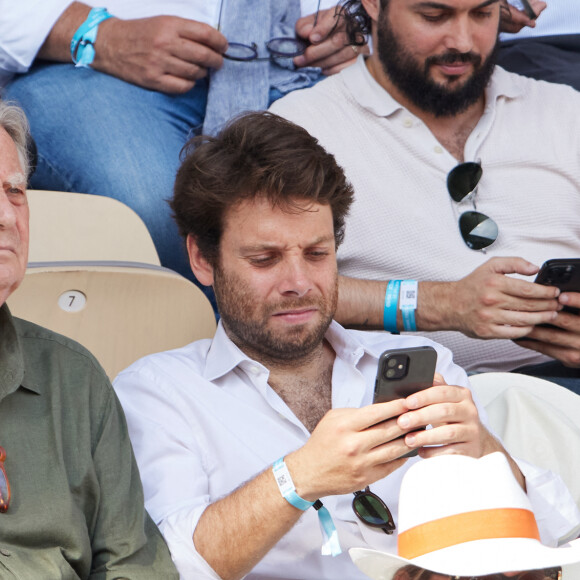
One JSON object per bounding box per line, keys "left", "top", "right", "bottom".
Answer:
{"left": 352, "top": 486, "right": 395, "bottom": 534}
{"left": 451, "top": 568, "right": 562, "bottom": 580}
{"left": 0, "top": 446, "right": 10, "bottom": 512}
{"left": 217, "top": 0, "right": 321, "bottom": 61}
{"left": 447, "top": 161, "right": 498, "bottom": 252}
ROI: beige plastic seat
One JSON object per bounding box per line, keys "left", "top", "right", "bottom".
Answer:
{"left": 26, "top": 190, "right": 160, "bottom": 265}
{"left": 469, "top": 372, "right": 580, "bottom": 523}
{"left": 7, "top": 263, "right": 216, "bottom": 380}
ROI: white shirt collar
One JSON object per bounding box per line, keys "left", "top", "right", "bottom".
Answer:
{"left": 204, "top": 319, "right": 372, "bottom": 383}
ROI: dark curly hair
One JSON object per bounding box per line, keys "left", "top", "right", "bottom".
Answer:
{"left": 171, "top": 111, "right": 354, "bottom": 266}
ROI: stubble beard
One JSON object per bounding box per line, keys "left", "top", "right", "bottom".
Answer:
{"left": 213, "top": 265, "right": 338, "bottom": 366}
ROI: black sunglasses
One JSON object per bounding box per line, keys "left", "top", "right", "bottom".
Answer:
{"left": 352, "top": 486, "right": 395, "bottom": 534}
{"left": 446, "top": 162, "right": 498, "bottom": 252}
{"left": 217, "top": 0, "right": 321, "bottom": 61}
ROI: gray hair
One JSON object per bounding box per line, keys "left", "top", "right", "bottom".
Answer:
{"left": 0, "top": 100, "right": 31, "bottom": 181}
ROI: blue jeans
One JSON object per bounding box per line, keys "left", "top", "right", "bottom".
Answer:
{"left": 4, "top": 62, "right": 313, "bottom": 310}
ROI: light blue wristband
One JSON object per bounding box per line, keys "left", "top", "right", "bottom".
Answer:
{"left": 70, "top": 7, "right": 113, "bottom": 68}
{"left": 383, "top": 279, "right": 401, "bottom": 334}
{"left": 272, "top": 458, "right": 342, "bottom": 556}
{"left": 272, "top": 458, "right": 313, "bottom": 511}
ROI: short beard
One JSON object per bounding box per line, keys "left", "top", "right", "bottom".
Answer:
{"left": 377, "top": 8, "right": 499, "bottom": 117}
{"left": 213, "top": 265, "right": 337, "bottom": 366}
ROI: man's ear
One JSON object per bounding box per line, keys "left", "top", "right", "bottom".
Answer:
{"left": 361, "top": 0, "right": 380, "bottom": 22}
{"left": 186, "top": 235, "right": 215, "bottom": 287}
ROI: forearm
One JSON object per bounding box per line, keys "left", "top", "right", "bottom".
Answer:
{"left": 336, "top": 276, "right": 457, "bottom": 332}
{"left": 481, "top": 427, "right": 526, "bottom": 491}
{"left": 37, "top": 2, "right": 93, "bottom": 62}
{"left": 193, "top": 467, "right": 304, "bottom": 580}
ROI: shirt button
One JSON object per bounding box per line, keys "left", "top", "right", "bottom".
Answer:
{"left": 403, "top": 118, "right": 413, "bottom": 128}
{"left": 434, "top": 145, "right": 444, "bottom": 154}
{"left": 248, "top": 365, "right": 261, "bottom": 375}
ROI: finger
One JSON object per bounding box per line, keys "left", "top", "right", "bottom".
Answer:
{"left": 487, "top": 256, "right": 540, "bottom": 277}
{"left": 365, "top": 417, "right": 412, "bottom": 451}
{"left": 560, "top": 292, "right": 580, "bottom": 309}
{"left": 321, "top": 44, "right": 369, "bottom": 75}
{"left": 404, "top": 384, "right": 464, "bottom": 411}
{"left": 301, "top": 42, "right": 360, "bottom": 71}
{"left": 501, "top": 277, "right": 560, "bottom": 302}
{"left": 172, "top": 35, "right": 225, "bottom": 70}
{"left": 433, "top": 372, "right": 446, "bottom": 386}
{"left": 153, "top": 74, "right": 198, "bottom": 94}
{"left": 294, "top": 30, "right": 348, "bottom": 68}
{"left": 521, "top": 316, "right": 580, "bottom": 347}
{"left": 515, "top": 338, "right": 580, "bottom": 368}
{"left": 178, "top": 20, "right": 228, "bottom": 53}
{"left": 304, "top": 7, "right": 342, "bottom": 43}
{"left": 355, "top": 399, "right": 409, "bottom": 431}
{"left": 400, "top": 385, "right": 477, "bottom": 429}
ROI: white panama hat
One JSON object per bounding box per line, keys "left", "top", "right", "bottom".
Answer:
{"left": 350, "top": 452, "right": 580, "bottom": 579}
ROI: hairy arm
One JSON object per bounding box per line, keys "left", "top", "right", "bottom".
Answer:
{"left": 37, "top": 1, "right": 227, "bottom": 94}
{"left": 336, "top": 257, "right": 560, "bottom": 339}
{"left": 193, "top": 401, "right": 411, "bottom": 579}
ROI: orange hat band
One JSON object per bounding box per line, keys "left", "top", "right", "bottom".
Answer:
{"left": 398, "top": 507, "right": 540, "bottom": 560}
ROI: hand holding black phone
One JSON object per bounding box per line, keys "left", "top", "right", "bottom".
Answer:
{"left": 373, "top": 346, "right": 437, "bottom": 457}
{"left": 535, "top": 259, "right": 580, "bottom": 316}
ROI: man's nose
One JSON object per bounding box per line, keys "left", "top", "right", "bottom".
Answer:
{"left": 278, "top": 257, "right": 312, "bottom": 297}
{"left": 444, "top": 17, "right": 475, "bottom": 54}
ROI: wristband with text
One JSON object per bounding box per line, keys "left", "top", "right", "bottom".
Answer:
{"left": 399, "top": 280, "right": 418, "bottom": 332}
{"left": 272, "top": 458, "right": 341, "bottom": 556}
{"left": 70, "top": 7, "right": 113, "bottom": 68}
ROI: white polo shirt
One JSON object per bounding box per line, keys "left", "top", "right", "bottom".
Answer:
{"left": 271, "top": 57, "right": 580, "bottom": 373}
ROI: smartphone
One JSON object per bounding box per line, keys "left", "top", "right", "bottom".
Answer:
{"left": 519, "top": 0, "right": 537, "bottom": 20}
{"left": 373, "top": 346, "right": 437, "bottom": 458}
{"left": 535, "top": 259, "right": 580, "bottom": 316}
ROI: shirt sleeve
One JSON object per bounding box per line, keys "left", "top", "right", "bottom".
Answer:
{"left": 0, "top": 0, "right": 72, "bottom": 81}
{"left": 88, "top": 373, "right": 179, "bottom": 579}
{"left": 114, "top": 366, "right": 223, "bottom": 579}
{"left": 515, "top": 457, "right": 580, "bottom": 546}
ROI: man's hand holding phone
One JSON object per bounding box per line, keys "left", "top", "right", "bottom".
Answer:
{"left": 516, "top": 259, "right": 580, "bottom": 368}
{"left": 516, "top": 292, "right": 580, "bottom": 368}
{"left": 396, "top": 374, "right": 496, "bottom": 460}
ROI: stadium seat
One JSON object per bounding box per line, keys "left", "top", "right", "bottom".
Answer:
{"left": 7, "top": 263, "right": 216, "bottom": 379}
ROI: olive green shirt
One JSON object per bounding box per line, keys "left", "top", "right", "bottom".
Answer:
{"left": 0, "top": 304, "right": 178, "bottom": 579}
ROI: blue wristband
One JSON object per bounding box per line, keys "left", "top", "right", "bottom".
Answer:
{"left": 399, "top": 280, "right": 418, "bottom": 332}
{"left": 383, "top": 280, "right": 400, "bottom": 334}
{"left": 70, "top": 7, "right": 113, "bottom": 68}
{"left": 272, "top": 458, "right": 313, "bottom": 511}
{"left": 272, "top": 458, "right": 342, "bottom": 556}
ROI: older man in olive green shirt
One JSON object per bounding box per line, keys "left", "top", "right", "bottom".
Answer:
{"left": 0, "top": 104, "right": 178, "bottom": 577}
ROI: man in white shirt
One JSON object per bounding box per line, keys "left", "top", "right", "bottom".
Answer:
{"left": 113, "top": 111, "right": 580, "bottom": 579}
{"left": 270, "top": 0, "right": 580, "bottom": 390}
{"left": 1, "top": 0, "right": 361, "bottom": 301}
